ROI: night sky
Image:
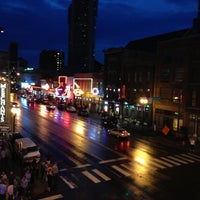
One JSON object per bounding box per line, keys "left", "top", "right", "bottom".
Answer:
{"left": 0, "top": 0, "right": 198, "bottom": 68}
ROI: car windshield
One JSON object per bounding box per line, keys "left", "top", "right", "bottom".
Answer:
{"left": 24, "top": 146, "right": 38, "bottom": 154}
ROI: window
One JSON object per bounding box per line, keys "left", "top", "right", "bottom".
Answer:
{"left": 160, "top": 67, "right": 170, "bottom": 82}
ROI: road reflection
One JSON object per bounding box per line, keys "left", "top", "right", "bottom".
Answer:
{"left": 114, "top": 140, "right": 131, "bottom": 153}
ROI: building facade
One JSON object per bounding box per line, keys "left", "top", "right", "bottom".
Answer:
{"left": 39, "top": 50, "right": 64, "bottom": 73}
{"left": 68, "top": 0, "right": 98, "bottom": 75}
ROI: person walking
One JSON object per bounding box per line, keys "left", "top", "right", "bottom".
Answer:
{"left": 189, "top": 134, "right": 196, "bottom": 152}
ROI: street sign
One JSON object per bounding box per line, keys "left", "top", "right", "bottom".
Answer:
{"left": 162, "top": 125, "right": 170, "bottom": 135}
{"left": 0, "top": 125, "right": 10, "bottom": 132}
{"left": 152, "top": 97, "right": 160, "bottom": 100}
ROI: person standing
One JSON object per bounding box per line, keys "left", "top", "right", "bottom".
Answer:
{"left": 47, "top": 166, "right": 53, "bottom": 192}
{"left": 189, "top": 134, "right": 196, "bottom": 151}
{"left": 52, "top": 162, "right": 59, "bottom": 189}
{"left": 0, "top": 179, "right": 6, "bottom": 200}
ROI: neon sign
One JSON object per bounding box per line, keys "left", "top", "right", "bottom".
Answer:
{"left": 92, "top": 88, "right": 99, "bottom": 95}
{"left": 0, "top": 80, "right": 9, "bottom": 124}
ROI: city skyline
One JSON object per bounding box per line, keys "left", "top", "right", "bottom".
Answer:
{"left": 0, "top": 0, "right": 198, "bottom": 68}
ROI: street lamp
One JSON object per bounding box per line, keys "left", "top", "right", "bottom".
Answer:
{"left": 0, "top": 27, "right": 4, "bottom": 33}
{"left": 11, "top": 107, "right": 18, "bottom": 133}
{"left": 140, "top": 97, "right": 148, "bottom": 131}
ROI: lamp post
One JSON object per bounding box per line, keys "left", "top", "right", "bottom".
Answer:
{"left": 140, "top": 97, "right": 148, "bottom": 131}
{"left": 11, "top": 108, "right": 17, "bottom": 133}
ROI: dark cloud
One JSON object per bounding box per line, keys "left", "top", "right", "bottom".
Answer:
{"left": 0, "top": 0, "right": 198, "bottom": 66}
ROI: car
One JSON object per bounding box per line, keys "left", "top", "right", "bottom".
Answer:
{"left": 57, "top": 103, "right": 66, "bottom": 110}
{"left": 66, "top": 105, "right": 77, "bottom": 113}
{"left": 14, "top": 137, "right": 41, "bottom": 164}
{"left": 107, "top": 127, "right": 130, "bottom": 138}
{"left": 46, "top": 103, "right": 56, "bottom": 110}
{"left": 78, "top": 109, "right": 89, "bottom": 117}
{"left": 10, "top": 102, "right": 20, "bottom": 108}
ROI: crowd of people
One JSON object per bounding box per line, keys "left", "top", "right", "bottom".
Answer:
{"left": 0, "top": 139, "right": 59, "bottom": 200}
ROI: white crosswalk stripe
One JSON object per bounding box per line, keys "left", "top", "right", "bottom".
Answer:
{"left": 59, "top": 153, "right": 200, "bottom": 190}
{"left": 92, "top": 169, "right": 111, "bottom": 181}
{"left": 111, "top": 165, "right": 131, "bottom": 176}
{"left": 174, "top": 155, "right": 194, "bottom": 163}
{"left": 149, "top": 159, "right": 166, "bottom": 169}
{"left": 160, "top": 157, "right": 181, "bottom": 166}
{"left": 188, "top": 153, "right": 200, "bottom": 159}
{"left": 152, "top": 157, "right": 174, "bottom": 167}
{"left": 82, "top": 170, "right": 101, "bottom": 183}
{"left": 167, "top": 156, "right": 188, "bottom": 164}
{"left": 182, "top": 154, "right": 200, "bottom": 162}
{"left": 60, "top": 175, "right": 77, "bottom": 189}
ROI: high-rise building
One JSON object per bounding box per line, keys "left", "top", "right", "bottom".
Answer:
{"left": 68, "top": 0, "right": 98, "bottom": 75}
{"left": 9, "top": 42, "right": 19, "bottom": 93}
{"left": 39, "top": 50, "right": 64, "bottom": 72}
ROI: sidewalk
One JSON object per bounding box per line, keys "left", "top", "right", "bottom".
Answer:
{"left": 130, "top": 124, "right": 200, "bottom": 153}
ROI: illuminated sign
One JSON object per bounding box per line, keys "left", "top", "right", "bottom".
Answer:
{"left": 74, "top": 88, "right": 84, "bottom": 97}
{"left": 73, "top": 81, "right": 84, "bottom": 97}
{"left": 92, "top": 88, "right": 99, "bottom": 95}
{"left": 0, "top": 79, "right": 10, "bottom": 125}
{"left": 0, "top": 83, "right": 6, "bottom": 122}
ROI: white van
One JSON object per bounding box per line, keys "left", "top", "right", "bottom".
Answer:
{"left": 14, "top": 137, "right": 41, "bottom": 164}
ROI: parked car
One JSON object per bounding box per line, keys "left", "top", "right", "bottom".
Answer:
{"left": 57, "top": 103, "right": 66, "bottom": 110}
{"left": 10, "top": 102, "right": 20, "bottom": 108}
{"left": 46, "top": 103, "right": 56, "bottom": 110}
{"left": 78, "top": 109, "right": 89, "bottom": 117}
{"left": 107, "top": 127, "right": 130, "bottom": 138}
{"left": 14, "top": 137, "right": 41, "bottom": 164}
{"left": 66, "top": 105, "right": 77, "bottom": 113}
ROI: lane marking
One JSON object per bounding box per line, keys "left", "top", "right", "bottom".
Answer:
{"left": 60, "top": 176, "right": 77, "bottom": 189}
{"left": 74, "top": 164, "right": 91, "bottom": 169}
{"left": 59, "top": 168, "right": 67, "bottom": 172}
{"left": 160, "top": 157, "right": 181, "bottom": 166}
{"left": 92, "top": 169, "right": 111, "bottom": 181}
{"left": 38, "top": 194, "right": 63, "bottom": 200}
{"left": 99, "top": 157, "right": 127, "bottom": 164}
{"left": 82, "top": 170, "right": 101, "bottom": 183}
{"left": 64, "top": 154, "right": 82, "bottom": 166}
{"left": 111, "top": 165, "right": 131, "bottom": 177}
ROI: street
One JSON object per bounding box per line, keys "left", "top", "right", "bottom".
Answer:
{"left": 12, "top": 98, "right": 200, "bottom": 200}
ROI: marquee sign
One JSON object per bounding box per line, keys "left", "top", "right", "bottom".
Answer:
{"left": 0, "top": 78, "right": 10, "bottom": 127}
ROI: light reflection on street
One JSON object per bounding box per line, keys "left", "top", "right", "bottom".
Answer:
{"left": 114, "top": 140, "right": 130, "bottom": 153}
{"left": 75, "top": 122, "right": 84, "bottom": 135}
{"left": 129, "top": 147, "right": 158, "bottom": 187}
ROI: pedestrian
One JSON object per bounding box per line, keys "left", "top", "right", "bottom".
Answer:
{"left": 52, "top": 162, "right": 59, "bottom": 189}
{"left": 8, "top": 171, "right": 15, "bottom": 185}
{"left": 40, "top": 161, "right": 46, "bottom": 182}
{"left": 6, "top": 183, "right": 14, "bottom": 200}
{"left": 189, "top": 134, "right": 196, "bottom": 151}
{"left": 0, "top": 179, "right": 6, "bottom": 200}
{"left": 47, "top": 166, "right": 53, "bottom": 192}
{"left": 20, "top": 175, "right": 29, "bottom": 198}
{"left": 0, "top": 172, "right": 8, "bottom": 185}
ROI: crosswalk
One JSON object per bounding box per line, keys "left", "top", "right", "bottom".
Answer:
{"left": 59, "top": 152, "right": 200, "bottom": 190}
